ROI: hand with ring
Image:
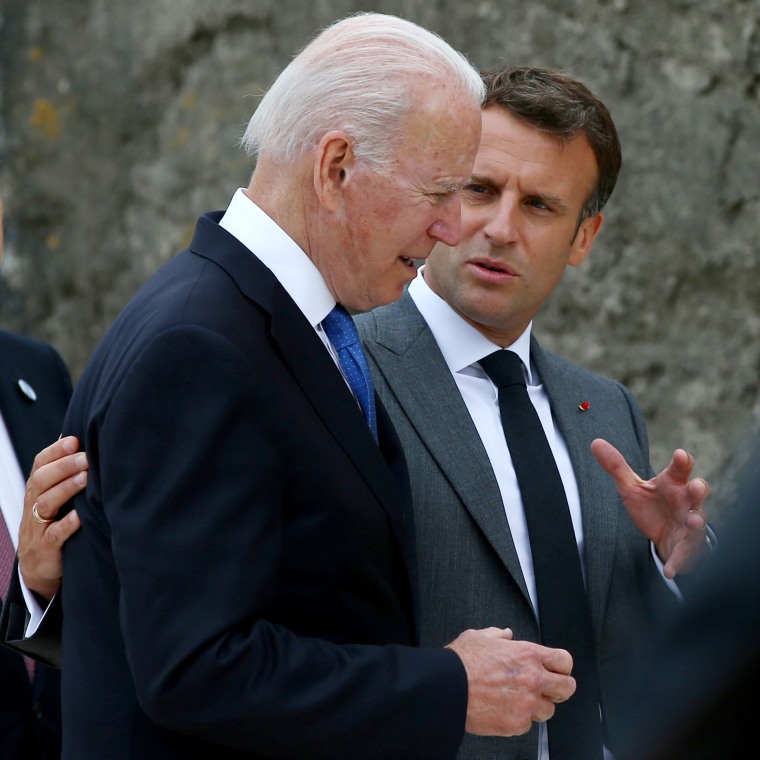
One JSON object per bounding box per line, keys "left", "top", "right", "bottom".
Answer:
{"left": 19, "top": 436, "right": 88, "bottom": 601}
{"left": 32, "top": 502, "right": 53, "bottom": 524}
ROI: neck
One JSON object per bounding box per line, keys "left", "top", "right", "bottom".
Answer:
{"left": 246, "top": 157, "right": 339, "bottom": 302}
{"left": 246, "top": 157, "right": 312, "bottom": 253}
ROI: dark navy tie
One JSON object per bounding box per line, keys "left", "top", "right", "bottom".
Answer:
{"left": 322, "top": 305, "right": 378, "bottom": 442}
{"left": 479, "top": 349, "right": 603, "bottom": 760}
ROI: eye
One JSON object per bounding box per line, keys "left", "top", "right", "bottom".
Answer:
{"left": 425, "top": 184, "right": 460, "bottom": 204}
{"left": 463, "top": 182, "right": 493, "bottom": 198}
{"left": 527, "top": 198, "right": 551, "bottom": 211}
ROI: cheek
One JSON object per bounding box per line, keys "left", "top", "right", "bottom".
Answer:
{"left": 365, "top": 205, "right": 408, "bottom": 245}
{"left": 459, "top": 205, "right": 484, "bottom": 234}
{"left": 432, "top": 257, "right": 464, "bottom": 300}
{"left": 343, "top": 183, "right": 391, "bottom": 234}
{"left": 531, "top": 255, "right": 569, "bottom": 297}
{"left": 364, "top": 241, "right": 399, "bottom": 277}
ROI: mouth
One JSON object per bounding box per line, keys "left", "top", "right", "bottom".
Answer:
{"left": 471, "top": 258, "right": 517, "bottom": 277}
{"left": 400, "top": 256, "right": 415, "bottom": 268}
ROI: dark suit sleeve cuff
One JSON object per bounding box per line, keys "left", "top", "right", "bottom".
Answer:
{"left": 0, "top": 567, "right": 62, "bottom": 668}
{"left": 406, "top": 646, "right": 469, "bottom": 758}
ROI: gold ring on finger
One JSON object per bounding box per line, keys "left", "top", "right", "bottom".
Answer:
{"left": 32, "top": 502, "right": 52, "bottom": 524}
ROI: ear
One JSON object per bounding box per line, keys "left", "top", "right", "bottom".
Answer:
{"left": 568, "top": 213, "right": 603, "bottom": 267}
{"left": 313, "top": 131, "right": 355, "bottom": 213}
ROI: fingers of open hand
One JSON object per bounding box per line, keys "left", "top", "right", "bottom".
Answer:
{"left": 663, "top": 544, "right": 690, "bottom": 579}
{"left": 590, "top": 439, "right": 642, "bottom": 492}
{"left": 590, "top": 439, "right": 624, "bottom": 474}
{"left": 685, "top": 506, "right": 707, "bottom": 531}
{"left": 668, "top": 448, "right": 696, "bottom": 483}
{"left": 686, "top": 476, "right": 710, "bottom": 510}
{"left": 663, "top": 521, "right": 710, "bottom": 578}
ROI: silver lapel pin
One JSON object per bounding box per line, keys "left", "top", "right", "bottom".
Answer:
{"left": 17, "top": 379, "right": 37, "bottom": 402}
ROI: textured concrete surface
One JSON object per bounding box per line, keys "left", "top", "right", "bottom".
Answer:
{"left": 1, "top": 0, "right": 759, "bottom": 517}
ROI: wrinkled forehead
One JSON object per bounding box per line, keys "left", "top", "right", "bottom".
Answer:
{"left": 394, "top": 83, "right": 482, "bottom": 180}
{"left": 476, "top": 106, "right": 598, "bottom": 191}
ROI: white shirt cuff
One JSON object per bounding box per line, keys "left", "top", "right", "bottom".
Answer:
{"left": 17, "top": 565, "right": 49, "bottom": 637}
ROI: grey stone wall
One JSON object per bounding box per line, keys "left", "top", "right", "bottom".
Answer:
{"left": 1, "top": 0, "right": 758, "bottom": 518}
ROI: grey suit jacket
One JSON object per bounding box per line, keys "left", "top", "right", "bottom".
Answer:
{"left": 356, "top": 292, "right": 675, "bottom": 760}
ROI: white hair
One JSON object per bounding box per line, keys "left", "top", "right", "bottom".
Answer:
{"left": 241, "top": 12, "right": 484, "bottom": 172}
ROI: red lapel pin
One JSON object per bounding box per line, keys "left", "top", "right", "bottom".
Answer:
{"left": 578, "top": 401, "right": 590, "bottom": 412}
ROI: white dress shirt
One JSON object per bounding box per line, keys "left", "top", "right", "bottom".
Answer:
{"left": 0, "top": 411, "right": 26, "bottom": 552}
{"left": 219, "top": 188, "right": 336, "bottom": 337}
{"left": 220, "top": 188, "right": 356, "bottom": 390}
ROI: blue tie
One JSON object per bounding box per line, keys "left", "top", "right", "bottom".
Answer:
{"left": 322, "top": 305, "right": 378, "bottom": 442}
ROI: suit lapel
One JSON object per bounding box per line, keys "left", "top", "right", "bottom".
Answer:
{"left": 0, "top": 360, "right": 44, "bottom": 477}
{"left": 532, "top": 338, "right": 619, "bottom": 635}
{"left": 363, "top": 293, "right": 532, "bottom": 605}
{"left": 268, "top": 286, "right": 410, "bottom": 544}
{"left": 188, "top": 214, "right": 410, "bottom": 568}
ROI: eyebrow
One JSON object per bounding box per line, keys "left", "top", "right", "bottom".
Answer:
{"left": 431, "top": 179, "right": 463, "bottom": 193}
{"left": 466, "top": 174, "right": 497, "bottom": 190}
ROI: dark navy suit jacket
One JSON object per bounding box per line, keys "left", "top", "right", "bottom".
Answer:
{"left": 55, "top": 213, "right": 466, "bottom": 759}
{"left": 0, "top": 330, "right": 72, "bottom": 760}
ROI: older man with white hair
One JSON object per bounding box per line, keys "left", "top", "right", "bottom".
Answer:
{"left": 3, "top": 13, "right": 577, "bottom": 760}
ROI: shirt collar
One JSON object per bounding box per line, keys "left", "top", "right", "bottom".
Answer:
{"left": 218, "top": 188, "right": 335, "bottom": 326}
{"left": 408, "top": 265, "right": 537, "bottom": 385}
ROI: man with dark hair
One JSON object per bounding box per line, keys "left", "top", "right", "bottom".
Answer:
{"left": 356, "top": 66, "right": 710, "bottom": 760}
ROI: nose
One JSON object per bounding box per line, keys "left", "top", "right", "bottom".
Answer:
{"left": 428, "top": 194, "right": 461, "bottom": 247}
{"left": 483, "top": 196, "right": 518, "bottom": 245}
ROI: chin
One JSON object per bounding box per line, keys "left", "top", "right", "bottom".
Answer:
{"left": 365, "top": 286, "right": 403, "bottom": 310}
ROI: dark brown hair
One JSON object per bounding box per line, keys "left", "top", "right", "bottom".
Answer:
{"left": 482, "top": 66, "right": 622, "bottom": 221}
